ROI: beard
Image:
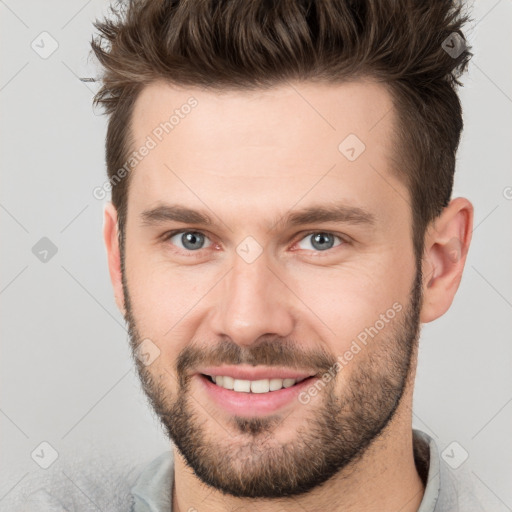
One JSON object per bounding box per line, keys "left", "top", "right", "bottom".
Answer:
{"left": 121, "top": 259, "right": 423, "bottom": 499}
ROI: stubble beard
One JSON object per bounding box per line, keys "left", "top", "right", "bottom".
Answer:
{"left": 121, "top": 257, "right": 422, "bottom": 498}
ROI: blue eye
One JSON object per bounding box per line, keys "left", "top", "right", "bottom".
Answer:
{"left": 167, "top": 231, "right": 212, "bottom": 251}
{"left": 163, "top": 230, "right": 345, "bottom": 255}
{"left": 297, "top": 232, "right": 343, "bottom": 252}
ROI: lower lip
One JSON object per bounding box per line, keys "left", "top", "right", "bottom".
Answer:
{"left": 197, "top": 374, "right": 319, "bottom": 416}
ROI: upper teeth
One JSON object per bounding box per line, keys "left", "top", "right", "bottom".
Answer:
{"left": 209, "top": 375, "right": 304, "bottom": 393}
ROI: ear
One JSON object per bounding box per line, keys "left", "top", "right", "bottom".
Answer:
{"left": 420, "top": 197, "right": 473, "bottom": 323}
{"left": 103, "top": 202, "right": 126, "bottom": 317}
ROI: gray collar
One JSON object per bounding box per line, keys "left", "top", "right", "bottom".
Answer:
{"left": 414, "top": 429, "right": 442, "bottom": 512}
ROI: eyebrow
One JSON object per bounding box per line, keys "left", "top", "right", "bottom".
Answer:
{"left": 140, "top": 203, "right": 376, "bottom": 231}
{"left": 141, "top": 205, "right": 212, "bottom": 226}
{"left": 273, "top": 203, "right": 375, "bottom": 230}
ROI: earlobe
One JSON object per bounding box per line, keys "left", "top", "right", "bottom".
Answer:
{"left": 103, "top": 202, "right": 126, "bottom": 317}
{"left": 419, "top": 197, "right": 473, "bottom": 323}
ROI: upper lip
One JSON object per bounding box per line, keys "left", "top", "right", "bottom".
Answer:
{"left": 197, "top": 365, "right": 317, "bottom": 381}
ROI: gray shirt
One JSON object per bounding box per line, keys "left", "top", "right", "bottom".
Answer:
{"left": 4, "top": 429, "right": 491, "bottom": 511}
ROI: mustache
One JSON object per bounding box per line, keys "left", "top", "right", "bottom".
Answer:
{"left": 175, "top": 336, "right": 338, "bottom": 382}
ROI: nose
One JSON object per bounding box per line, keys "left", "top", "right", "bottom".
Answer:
{"left": 209, "top": 249, "right": 295, "bottom": 347}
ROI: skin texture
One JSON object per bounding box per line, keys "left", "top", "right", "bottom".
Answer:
{"left": 103, "top": 79, "right": 473, "bottom": 511}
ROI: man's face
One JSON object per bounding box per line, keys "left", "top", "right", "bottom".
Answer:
{"left": 120, "top": 80, "right": 422, "bottom": 497}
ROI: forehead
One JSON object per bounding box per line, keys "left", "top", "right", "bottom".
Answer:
{"left": 127, "top": 79, "right": 407, "bottom": 229}
{"left": 130, "top": 79, "right": 395, "bottom": 157}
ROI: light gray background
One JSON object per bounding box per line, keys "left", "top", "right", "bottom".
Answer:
{"left": 1, "top": 0, "right": 511, "bottom": 509}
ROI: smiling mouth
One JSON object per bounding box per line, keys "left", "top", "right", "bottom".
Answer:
{"left": 201, "top": 373, "right": 314, "bottom": 394}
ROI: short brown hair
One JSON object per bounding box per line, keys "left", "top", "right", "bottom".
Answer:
{"left": 88, "top": 0, "right": 473, "bottom": 259}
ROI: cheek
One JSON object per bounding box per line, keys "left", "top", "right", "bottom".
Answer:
{"left": 287, "top": 255, "right": 415, "bottom": 353}
{"left": 124, "top": 244, "right": 215, "bottom": 341}
{"left": 123, "top": 247, "right": 169, "bottom": 322}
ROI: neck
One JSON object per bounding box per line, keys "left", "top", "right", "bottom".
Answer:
{"left": 171, "top": 408, "right": 425, "bottom": 512}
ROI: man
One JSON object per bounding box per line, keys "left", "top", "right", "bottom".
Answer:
{"left": 90, "top": 0, "right": 480, "bottom": 510}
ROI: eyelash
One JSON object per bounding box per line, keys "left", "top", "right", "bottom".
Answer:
{"left": 161, "top": 229, "right": 348, "bottom": 257}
